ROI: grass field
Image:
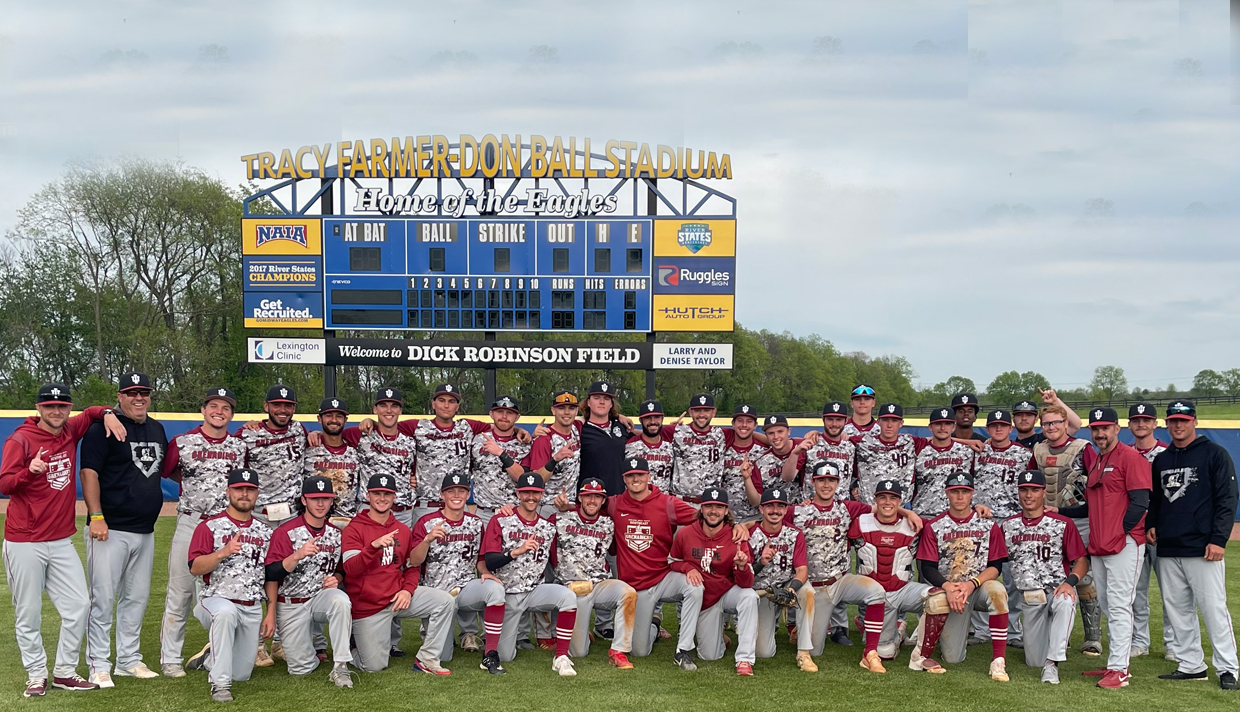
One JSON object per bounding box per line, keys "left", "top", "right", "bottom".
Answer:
{"left": 1, "top": 517, "right": 1238, "bottom": 712}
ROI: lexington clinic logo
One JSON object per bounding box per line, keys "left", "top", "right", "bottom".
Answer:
{"left": 676, "top": 223, "right": 712, "bottom": 253}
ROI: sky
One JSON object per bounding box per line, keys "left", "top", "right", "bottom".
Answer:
{"left": 0, "top": 0, "right": 1235, "bottom": 392}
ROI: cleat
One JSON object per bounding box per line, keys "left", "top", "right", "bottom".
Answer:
{"left": 967, "top": 635, "right": 986, "bottom": 646}
{"left": 186, "top": 644, "right": 211, "bottom": 671}
{"left": 89, "top": 671, "right": 115, "bottom": 689}
{"left": 735, "top": 661, "right": 754, "bottom": 676}
{"left": 388, "top": 647, "right": 405, "bottom": 658}
{"left": 1221, "top": 672, "right": 1238, "bottom": 690}
{"left": 1158, "top": 669, "right": 1209, "bottom": 681}
{"left": 796, "top": 650, "right": 818, "bottom": 673}
{"left": 608, "top": 650, "right": 634, "bottom": 669}
{"left": 270, "top": 640, "right": 285, "bottom": 661}
{"left": 479, "top": 651, "right": 506, "bottom": 675}
{"left": 460, "top": 633, "right": 481, "bottom": 652}
{"left": 860, "top": 650, "right": 887, "bottom": 674}
{"left": 829, "top": 628, "right": 853, "bottom": 647}
{"left": 989, "top": 657, "right": 1009, "bottom": 682}
{"left": 596, "top": 628, "right": 614, "bottom": 640}
{"left": 909, "top": 648, "right": 945, "bottom": 674}
{"left": 23, "top": 678, "right": 47, "bottom": 697}
{"left": 787, "top": 625, "right": 798, "bottom": 643}
{"left": 1081, "top": 640, "right": 1103, "bottom": 657}
{"left": 316, "top": 650, "right": 327, "bottom": 662}
{"left": 211, "top": 685, "right": 233, "bottom": 702}
{"left": 537, "top": 638, "right": 556, "bottom": 650}
{"left": 412, "top": 658, "right": 451, "bottom": 676}
{"left": 658, "top": 626, "right": 672, "bottom": 640}
{"left": 1130, "top": 646, "right": 1148, "bottom": 657}
{"left": 674, "top": 648, "right": 698, "bottom": 671}
{"left": 162, "top": 664, "right": 186, "bottom": 678}
{"left": 1042, "top": 661, "right": 1060, "bottom": 684}
{"left": 1096, "top": 669, "right": 1130, "bottom": 689}
{"left": 255, "top": 644, "right": 274, "bottom": 668}
{"left": 52, "top": 674, "right": 98, "bottom": 691}
{"left": 115, "top": 663, "right": 159, "bottom": 679}
{"left": 329, "top": 662, "right": 353, "bottom": 688}
{"left": 517, "top": 640, "right": 536, "bottom": 651}
{"left": 552, "top": 655, "right": 577, "bottom": 677}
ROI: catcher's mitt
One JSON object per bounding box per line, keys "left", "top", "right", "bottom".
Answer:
{"left": 761, "top": 580, "right": 799, "bottom": 609}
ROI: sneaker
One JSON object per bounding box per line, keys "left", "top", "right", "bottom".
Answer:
{"left": 23, "top": 679, "right": 47, "bottom": 698}
{"left": 1081, "top": 640, "right": 1103, "bottom": 657}
{"left": 186, "top": 645, "right": 211, "bottom": 671}
{"left": 1221, "top": 672, "right": 1239, "bottom": 690}
{"left": 537, "top": 638, "right": 556, "bottom": 650}
{"left": 596, "top": 628, "right": 614, "bottom": 640}
{"left": 89, "top": 671, "right": 115, "bottom": 689}
{"left": 1097, "top": 669, "right": 1130, "bottom": 689}
{"left": 115, "top": 663, "right": 159, "bottom": 679}
{"left": 608, "top": 650, "right": 634, "bottom": 669}
{"left": 796, "top": 650, "right": 818, "bottom": 673}
{"left": 316, "top": 650, "right": 327, "bottom": 662}
{"left": 674, "top": 648, "right": 698, "bottom": 672}
{"left": 1130, "top": 646, "right": 1149, "bottom": 657}
{"left": 989, "top": 657, "right": 1009, "bottom": 682}
{"left": 552, "top": 655, "right": 577, "bottom": 677}
{"left": 829, "top": 628, "right": 853, "bottom": 647}
{"left": 909, "top": 648, "right": 946, "bottom": 674}
{"left": 328, "top": 662, "right": 353, "bottom": 688}
{"left": 479, "top": 651, "right": 506, "bottom": 675}
{"left": 389, "top": 647, "right": 406, "bottom": 658}
{"left": 1009, "top": 638, "right": 1025, "bottom": 649}
{"left": 412, "top": 658, "right": 452, "bottom": 676}
{"left": 52, "top": 674, "right": 98, "bottom": 691}
{"left": 270, "top": 640, "right": 285, "bottom": 661}
{"left": 255, "top": 644, "right": 274, "bottom": 668}
{"left": 460, "top": 633, "right": 481, "bottom": 652}
{"left": 1041, "top": 661, "right": 1060, "bottom": 685}
{"left": 162, "top": 664, "right": 186, "bottom": 678}
{"left": 735, "top": 661, "right": 753, "bottom": 676}
{"left": 1158, "top": 669, "right": 1209, "bottom": 681}
{"left": 859, "top": 650, "right": 887, "bottom": 674}
{"left": 211, "top": 685, "right": 233, "bottom": 703}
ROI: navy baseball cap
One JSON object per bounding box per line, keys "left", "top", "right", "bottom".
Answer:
{"left": 733, "top": 403, "right": 758, "bottom": 419}
{"left": 516, "top": 472, "right": 545, "bottom": 492}
{"left": 203, "top": 387, "right": 236, "bottom": 407}
{"left": 318, "top": 397, "right": 348, "bottom": 415}
{"left": 578, "top": 478, "right": 607, "bottom": 496}
{"left": 929, "top": 407, "right": 954, "bottom": 424}
{"left": 763, "top": 414, "right": 790, "bottom": 430}
{"left": 623, "top": 456, "right": 650, "bottom": 475}
{"left": 1128, "top": 402, "right": 1157, "bottom": 420}
{"left": 809, "top": 460, "right": 841, "bottom": 480}
{"left": 877, "top": 403, "right": 904, "bottom": 419}
{"left": 366, "top": 474, "right": 398, "bottom": 493}
{"left": 700, "top": 487, "right": 728, "bottom": 505}
{"left": 1088, "top": 407, "right": 1118, "bottom": 426}
{"left": 588, "top": 381, "right": 615, "bottom": 398}
{"left": 987, "top": 409, "right": 1012, "bottom": 426}
{"left": 1166, "top": 400, "right": 1197, "bottom": 420}
{"left": 874, "top": 479, "right": 904, "bottom": 497}
{"left": 432, "top": 383, "right": 461, "bottom": 402}
{"left": 851, "top": 384, "right": 876, "bottom": 399}
{"left": 118, "top": 372, "right": 152, "bottom": 393}
{"left": 302, "top": 475, "right": 336, "bottom": 498}
{"left": 227, "top": 468, "right": 259, "bottom": 489}
{"left": 689, "top": 393, "right": 715, "bottom": 409}
{"left": 761, "top": 487, "right": 791, "bottom": 505}
{"left": 265, "top": 384, "right": 297, "bottom": 404}
{"left": 944, "top": 471, "right": 974, "bottom": 490}
{"left": 951, "top": 393, "right": 979, "bottom": 410}
{"left": 822, "top": 401, "right": 848, "bottom": 417}
{"left": 639, "top": 400, "right": 664, "bottom": 417}
{"left": 36, "top": 382, "right": 72, "bottom": 405}
{"left": 1012, "top": 400, "right": 1039, "bottom": 414}
{"left": 1017, "top": 470, "right": 1046, "bottom": 489}
{"left": 375, "top": 386, "right": 403, "bottom": 405}
{"left": 490, "top": 395, "right": 520, "bottom": 413}
{"left": 440, "top": 472, "right": 471, "bottom": 491}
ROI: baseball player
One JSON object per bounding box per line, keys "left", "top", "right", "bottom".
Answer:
{"left": 748, "top": 486, "right": 814, "bottom": 672}
{"left": 576, "top": 380, "right": 633, "bottom": 496}
{"left": 671, "top": 488, "right": 759, "bottom": 675}
{"left": 1001, "top": 470, "right": 1087, "bottom": 684}
{"left": 341, "top": 474, "right": 455, "bottom": 674}
{"left": 353, "top": 387, "right": 417, "bottom": 527}
{"left": 1149, "top": 399, "right": 1240, "bottom": 690}
{"left": 551, "top": 477, "right": 637, "bottom": 668}
{"left": 184, "top": 468, "right": 273, "bottom": 703}
{"left": 625, "top": 399, "right": 675, "bottom": 493}
{"left": 303, "top": 398, "right": 361, "bottom": 525}
{"left": 1058, "top": 407, "right": 1151, "bottom": 689}
{"left": 912, "top": 471, "right": 1011, "bottom": 682}
{"left": 662, "top": 393, "right": 774, "bottom": 505}
{"left": 722, "top": 404, "right": 767, "bottom": 522}
{"left": 1013, "top": 389, "right": 1083, "bottom": 449}
{"left": 526, "top": 391, "right": 582, "bottom": 517}
{"left": 1128, "top": 401, "right": 1169, "bottom": 659}
{"left": 79, "top": 372, "right": 166, "bottom": 687}
{"left": 850, "top": 479, "right": 926, "bottom": 661}
{"left": 851, "top": 403, "right": 918, "bottom": 505}
{"left": 910, "top": 407, "right": 977, "bottom": 518}
{"left": 843, "top": 384, "right": 880, "bottom": 438}
{"left": 239, "top": 385, "right": 306, "bottom": 530}
{"left": 470, "top": 396, "right": 530, "bottom": 526}
{"left": 159, "top": 388, "right": 247, "bottom": 678}
{"left": 949, "top": 393, "right": 986, "bottom": 441}
{"left": 754, "top": 415, "right": 812, "bottom": 494}
{"left": 408, "top": 473, "right": 507, "bottom": 671}
{"left": 2, "top": 383, "right": 124, "bottom": 697}
{"left": 481, "top": 472, "right": 579, "bottom": 675}
{"left": 804, "top": 400, "right": 857, "bottom": 502}
{"left": 262, "top": 475, "right": 353, "bottom": 687}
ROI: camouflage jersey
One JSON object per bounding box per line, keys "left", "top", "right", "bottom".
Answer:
{"left": 354, "top": 428, "right": 417, "bottom": 508}
{"left": 752, "top": 443, "right": 805, "bottom": 504}
{"left": 669, "top": 424, "right": 730, "bottom": 499}
{"left": 911, "top": 440, "right": 975, "bottom": 518}
{"left": 525, "top": 426, "right": 581, "bottom": 505}
{"left": 400, "top": 418, "right": 488, "bottom": 503}
{"left": 239, "top": 421, "right": 307, "bottom": 509}
{"left": 303, "top": 441, "right": 362, "bottom": 519}
{"left": 804, "top": 435, "right": 856, "bottom": 502}
{"left": 482, "top": 510, "right": 557, "bottom": 594}
{"left": 1137, "top": 441, "right": 1169, "bottom": 464}
{"left": 552, "top": 510, "right": 614, "bottom": 584}
{"left": 747, "top": 522, "right": 808, "bottom": 589}
{"left": 916, "top": 511, "right": 1008, "bottom": 583}
{"left": 1001, "top": 513, "right": 1086, "bottom": 592}
{"left": 167, "top": 427, "right": 247, "bottom": 516}
{"left": 188, "top": 512, "right": 272, "bottom": 602}
{"left": 265, "top": 515, "right": 343, "bottom": 599}
{"left": 852, "top": 433, "right": 919, "bottom": 505}
{"left": 410, "top": 511, "right": 484, "bottom": 591}
{"left": 843, "top": 419, "right": 880, "bottom": 439}
{"left": 723, "top": 440, "right": 768, "bottom": 522}
{"left": 974, "top": 441, "right": 1030, "bottom": 520}
{"left": 470, "top": 431, "right": 531, "bottom": 509}
{"left": 625, "top": 435, "right": 675, "bottom": 493}
{"left": 785, "top": 499, "right": 871, "bottom": 584}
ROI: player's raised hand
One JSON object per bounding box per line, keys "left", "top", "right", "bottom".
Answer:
{"left": 802, "top": 430, "right": 820, "bottom": 448}
{"left": 675, "top": 411, "right": 687, "bottom": 426}
{"left": 220, "top": 533, "right": 244, "bottom": 558}
{"left": 295, "top": 536, "right": 321, "bottom": 561}
{"left": 102, "top": 411, "right": 128, "bottom": 441}
{"left": 515, "top": 427, "right": 532, "bottom": 444}
{"left": 497, "top": 503, "right": 516, "bottom": 517}
{"left": 958, "top": 438, "right": 983, "bottom": 453}
{"left": 371, "top": 530, "right": 398, "bottom": 550}
{"left": 481, "top": 434, "right": 504, "bottom": 456}
{"left": 973, "top": 504, "right": 993, "bottom": 519}
{"left": 513, "top": 536, "right": 538, "bottom": 557}
{"left": 760, "top": 544, "right": 776, "bottom": 565}
{"left": 359, "top": 417, "right": 376, "bottom": 434}
{"left": 731, "top": 521, "right": 750, "bottom": 542}
{"left": 28, "top": 448, "right": 48, "bottom": 475}
{"left": 533, "top": 419, "right": 550, "bottom": 438}
{"left": 740, "top": 453, "right": 752, "bottom": 476}
{"left": 553, "top": 443, "right": 575, "bottom": 461}
{"left": 733, "top": 547, "right": 750, "bottom": 567}
{"left": 1038, "top": 387, "right": 1059, "bottom": 404}
{"left": 618, "top": 413, "right": 634, "bottom": 432}
{"left": 553, "top": 491, "right": 570, "bottom": 511}
{"left": 306, "top": 430, "right": 323, "bottom": 448}
{"left": 427, "top": 522, "right": 447, "bottom": 542}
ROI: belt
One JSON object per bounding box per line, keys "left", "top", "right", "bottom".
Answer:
{"left": 681, "top": 496, "right": 702, "bottom": 504}
{"left": 811, "top": 576, "right": 840, "bottom": 588}
{"left": 228, "top": 599, "right": 256, "bottom": 606}
{"left": 415, "top": 499, "right": 444, "bottom": 508}
{"left": 392, "top": 505, "right": 412, "bottom": 512}
{"left": 278, "top": 596, "right": 312, "bottom": 604}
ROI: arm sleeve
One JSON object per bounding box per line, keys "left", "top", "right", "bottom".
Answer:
{"left": 669, "top": 528, "right": 687, "bottom": 566}
{"left": 408, "top": 517, "right": 429, "bottom": 548}
{"left": 480, "top": 515, "right": 505, "bottom": 556}
{"left": 0, "top": 436, "right": 35, "bottom": 495}
{"left": 342, "top": 427, "right": 363, "bottom": 448}
{"left": 264, "top": 527, "right": 294, "bottom": 565}
{"left": 733, "top": 543, "right": 755, "bottom": 588}
{"left": 723, "top": 428, "right": 736, "bottom": 448}
{"left": 848, "top": 435, "right": 864, "bottom": 445}
{"left": 844, "top": 500, "right": 871, "bottom": 519}
{"left": 484, "top": 552, "right": 513, "bottom": 571}
{"left": 187, "top": 522, "right": 216, "bottom": 567}
{"left": 915, "top": 521, "right": 939, "bottom": 562}
{"left": 782, "top": 506, "right": 796, "bottom": 526}
{"left": 265, "top": 561, "right": 289, "bottom": 582}
{"left": 1063, "top": 517, "right": 1087, "bottom": 562}
{"left": 671, "top": 496, "right": 700, "bottom": 526}
{"left": 988, "top": 522, "right": 1009, "bottom": 561}
{"left": 1210, "top": 448, "right": 1239, "bottom": 548}
{"left": 659, "top": 424, "right": 677, "bottom": 440}
{"left": 1059, "top": 503, "right": 1088, "bottom": 518}
{"left": 65, "top": 405, "right": 108, "bottom": 441}
{"left": 1122, "top": 489, "right": 1149, "bottom": 533}
{"left": 464, "top": 419, "right": 491, "bottom": 436}
{"left": 919, "top": 559, "right": 947, "bottom": 587}
{"left": 400, "top": 545, "right": 420, "bottom": 593}
{"left": 78, "top": 423, "right": 109, "bottom": 473}
{"left": 524, "top": 436, "right": 553, "bottom": 470}
{"left": 1026, "top": 453, "right": 1038, "bottom": 471}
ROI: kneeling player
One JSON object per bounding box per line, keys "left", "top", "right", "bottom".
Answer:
{"left": 671, "top": 489, "right": 760, "bottom": 675}
{"left": 1001, "top": 471, "right": 1087, "bottom": 684}
{"left": 912, "top": 472, "right": 1010, "bottom": 681}
{"left": 262, "top": 475, "right": 353, "bottom": 687}
{"left": 851, "top": 479, "right": 927, "bottom": 660}
{"left": 482, "top": 473, "right": 579, "bottom": 676}
{"left": 748, "top": 487, "right": 816, "bottom": 672}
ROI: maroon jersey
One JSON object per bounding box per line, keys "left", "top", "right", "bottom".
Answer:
{"left": 265, "top": 516, "right": 343, "bottom": 599}
{"left": 849, "top": 513, "right": 918, "bottom": 592}
{"left": 916, "top": 511, "right": 1008, "bottom": 583}
{"left": 669, "top": 523, "right": 755, "bottom": 610}
{"left": 481, "top": 510, "right": 556, "bottom": 594}
{"left": 625, "top": 435, "right": 675, "bottom": 493}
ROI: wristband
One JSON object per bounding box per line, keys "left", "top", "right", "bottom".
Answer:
{"left": 546, "top": 458, "right": 559, "bottom": 473}
{"left": 89, "top": 513, "right": 104, "bottom": 522}
{"left": 499, "top": 453, "right": 515, "bottom": 468}
{"left": 102, "top": 408, "right": 115, "bottom": 416}
{"left": 970, "top": 577, "right": 982, "bottom": 589}
{"left": 1065, "top": 574, "right": 1080, "bottom": 587}
{"left": 788, "top": 579, "right": 804, "bottom": 591}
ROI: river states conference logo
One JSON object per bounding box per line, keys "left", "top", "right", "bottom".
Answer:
{"left": 676, "top": 223, "right": 712, "bottom": 253}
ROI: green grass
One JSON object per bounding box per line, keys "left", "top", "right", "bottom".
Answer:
{"left": 1, "top": 517, "right": 1237, "bottom": 711}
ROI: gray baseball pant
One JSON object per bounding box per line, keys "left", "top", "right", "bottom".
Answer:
{"left": 435, "top": 578, "right": 506, "bottom": 662}
{"left": 1093, "top": 534, "right": 1143, "bottom": 671}
{"left": 392, "top": 509, "right": 414, "bottom": 529}
{"left": 160, "top": 512, "right": 202, "bottom": 665}
{"left": 809, "top": 575, "right": 886, "bottom": 657}
{"left": 1160, "top": 555, "right": 1239, "bottom": 677}
{"left": 497, "top": 584, "right": 576, "bottom": 662}
{"left": 568, "top": 579, "right": 636, "bottom": 657}
{"left": 1019, "top": 589, "right": 1075, "bottom": 667}
{"left": 274, "top": 588, "right": 353, "bottom": 675}
{"left": 971, "top": 562, "right": 1022, "bottom": 642}
{"left": 631, "top": 572, "right": 703, "bottom": 657}
{"left": 937, "top": 583, "right": 1009, "bottom": 664}
{"left": 1132, "top": 542, "right": 1172, "bottom": 651}
{"left": 697, "top": 586, "right": 759, "bottom": 664}
{"left": 4, "top": 537, "right": 90, "bottom": 679}
{"left": 877, "top": 582, "right": 930, "bottom": 659}
{"left": 85, "top": 528, "right": 154, "bottom": 674}
{"left": 756, "top": 584, "right": 815, "bottom": 657}
{"left": 193, "top": 597, "right": 261, "bottom": 690}
{"left": 352, "top": 588, "right": 454, "bottom": 671}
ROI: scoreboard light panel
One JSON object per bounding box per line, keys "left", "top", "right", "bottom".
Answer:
{"left": 323, "top": 218, "right": 652, "bottom": 332}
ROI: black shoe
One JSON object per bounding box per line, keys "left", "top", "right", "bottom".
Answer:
{"left": 1159, "top": 669, "right": 1209, "bottom": 681}
{"left": 830, "top": 628, "right": 853, "bottom": 647}
{"left": 389, "top": 647, "right": 406, "bottom": 658}
{"left": 479, "top": 651, "right": 506, "bottom": 676}
{"left": 674, "top": 648, "right": 698, "bottom": 671}
{"left": 1220, "top": 672, "right": 1238, "bottom": 690}
{"left": 596, "top": 628, "right": 614, "bottom": 640}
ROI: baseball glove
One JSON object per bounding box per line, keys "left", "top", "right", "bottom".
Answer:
{"left": 567, "top": 580, "right": 594, "bottom": 596}
{"left": 761, "top": 580, "right": 799, "bottom": 609}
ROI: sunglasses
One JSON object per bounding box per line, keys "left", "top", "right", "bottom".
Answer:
{"left": 851, "top": 386, "right": 875, "bottom": 397}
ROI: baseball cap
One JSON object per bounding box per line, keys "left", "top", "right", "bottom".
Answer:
{"left": 516, "top": 472, "right": 545, "bottom": 491}
{"left": 1012, "top": 400, "right": 1038, "bottom": 414}
{"left": 265, "top": 384, "right": 297, "bottom": 404}
{"left": 1017, "top": 471, "right": 1046, "bottom": 489}
{"left": 822, "top": 400, "right": 847, "bottom": 417}
{"left": 440, "top": 472, "right": 471, "bottom": 491}
{"left": 118, "top": 372, "right": 152, "bottom": 393}
{"left": 301, "top": 475, "right": 336, "bottom": 498}
{"left": 623, "top": 456, "right": 650, "bottom": 475}
{"left": 700, "top": 487, "right": 728, "bottom": 505}
{"left": 851, "top": 384, "right": 876, "bottom": 399}
{"left": 874, "top": 479, "right": 904, "bottom": 497}
{"left": 552, "top": 390, "right": 579, "bottom": 406}
{"left": 203, "top": 387, "right": 237, "bottom": 407}
{"left": 732, "top": 403, "right": 757, "bottom": 419}
{"left": 639, "top": 400, "right": 664, "bottom": 417}
{"left": 1166, "top": 400, "right": 1197, "bottom": 420}
{"left": 318, "top": 397, "right": 348, "bottom": 415}
{"left": 950, "top": 393, "right": 978, "bottom": 410}
{"left": 490, "top": 395, "right": 520, "bottom": 413}
{"left": 36, "top": 382, "right": 72, "bottom": 405}
{"left": 1087, "top": 407, "right": 1118, "bottom": 426}
{"left": 366, "top": 474, "right": 398, "bottom": 493}
{"left": 588, "top": 380, "right": 615, "bottom": 398}
{"left": 227, "top": 468, "right": 259, "bottom": 489}
{"left": 760, "top": 486, "right": 790, "bottom": 505}
{"left": 763, "top": 414, "right": 789, "bottom": 430}
{"left": 1128, "top": 402, "right": 1157, "bottom": 420}
{"left": 432, "top": 383, "right": 461, "bottom": 402}
{"left": 578, "top": 478, "right": 606, "bottom": 496}
{"left": 375, "top": 387, "right": 404, "bottom": 405}
{"left": 944, "top": 471, "right": 974, "bottom": 490}
{"left": 689, "top": 393, "right": 715, "bottom": 409}
{"left": 929, "top": 407, "right": 954, "bottom": 424}
{"left": 808, "top": 460, "right": 841, "bottom": 480}
{"left": 877, "top": 403, "right": 904, "bottom": 419}
{"left": 987, "top": 409, "right": 1012, "bottom": 426}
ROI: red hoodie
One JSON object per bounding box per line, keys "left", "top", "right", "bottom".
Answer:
{"left": 670, "top": 522, "right": 755, "bottom": 610}
{"left": 607, "top": 485, "right": 698, "bottom": 591}
{"left": 1, "top": 406, "right": 107, "bottom": 543}
{"left": 341, "top": 509, "right": 420, "bottom": 619}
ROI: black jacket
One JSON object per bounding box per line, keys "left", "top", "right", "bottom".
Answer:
{"left": 1148, "top": 436, "right": 1238, "bottom": 558}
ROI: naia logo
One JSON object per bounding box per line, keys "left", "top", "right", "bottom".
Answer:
{"left": 255, "top": 225, "right": 308, "bottom": 248}
{"left": 676, "top": 223, "right": 712, "bottom": 253}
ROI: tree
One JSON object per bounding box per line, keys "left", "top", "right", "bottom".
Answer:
{"left": 1193, "top": 369, "right": 1225, "bottom": 396}
{"left": 1088, "top": 366, "right": 1128, "bottom": 403}
{"left": 1223, "top": 369, "right": 1240, "bottom": 397}
{"left": 986, "top": 370, "right": 1051, "bottom": 406}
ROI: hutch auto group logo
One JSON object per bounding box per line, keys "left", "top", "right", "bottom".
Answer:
{"left": 254, "top": 224, "right": 309, "bottom": 248}
{"left": 657, "top": 305, "right": 730, "bottom": 320}
{"left": 676, "top": 223, "right": 712, "bottom": 253}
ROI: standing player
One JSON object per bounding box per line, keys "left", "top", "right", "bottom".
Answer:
{"left": 970, "top": 409, "right": 1028, "bottom": 649}
{"left": 852, "top": 404, "right": 916, "bottom": 505}
{"left": 844, "top": 385, "right": 880, "bottom": 438}
{"left": 304, "top": 398, "right": 361, "bottom": 524}
{"left": 804, "top": 401, "right": 857, "bottom": 502}
{"left": 625, "top": 400, "right": 675, "bottom": 493}
{"left": 80, "top": 372, "right": 166, "bottom": 687}
{"left": 1014, "top": 390, "right": 1084, "bottom": 449}
{"left": 526, "top": 391, "right": 582, "bottom": 516}
{"left": 481, "top": 473, "right": 579, "bottom": 675}
{"left": 470, "top": 396, "right": 530, "bottom": 526}
{"left": 950, "top": 393, "right": 986, "bottom": 441}
{"left": 2, "top": 383, "right": 124, "bottom": 697}
{"left": 722, "top": 404, "right": 767, "bottom": 523}
{"left": 1128, "top": 401, "right": 1169, "bottom": 659}
{"left": 851, "top": 479, "right": 926, "bottom": 661}
{"left": 262, "top": 475, "right": 353, "bottom": 687}
{"left": 910, "top": 407, "right": 976, "bottom": 518}
{"left": 1149, "top": 400, "right": 1240, "bottom": 690}
{"left": 159, "top": 388, "right": 247, "bottom": 678}
{"left": 354, "top": 387, "right": 417, "bottom": 528}
{"left": 748, "top": 487, "right": 815, "bottom": 672}
{"left": 754, "top": 415, "right": 812, "bottom": 494}
{"left": 185, "top": 468, "right": 272, "bottom": 703}
{"left": 577, "top": 381, "right": 631, "bottom": 496}
{"left": 239, "top": 385, "right": 306, "bottom": 531}
{"left": 669, "top": 393, "right": 730, "bottom": 503}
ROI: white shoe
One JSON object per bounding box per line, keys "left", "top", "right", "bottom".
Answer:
{"left": 1041, "top": 661, "right": 1060, "bottom": 684}
{"left": 552, "top": 655, "right": 577, "bottom": 677}
{"left": 990, "top": 657, "right": 1009, "bottom": 682}
{"left": 1165, "top": 651, "right": 1178, "bottom": 662}
{"left": 88, "top": 672, "right": 114, "bottom": 689}
{"left": 161, "top": 664, "right": 186, "bottom": 678}
{"left": 1130, "top": 646, "right": 1149, "bottom": 658}
{"left": 460, "top": 633, "right": 481, "bottom": 652}
{"left": 115, "top": 663, "right": 159, "bottom": 679}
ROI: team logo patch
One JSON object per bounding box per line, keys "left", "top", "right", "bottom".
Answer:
{"left": 242, "top": 471, "right": 252, "bottom": 481}
{"left": 452, "top": 475, "right": 461, "bottom": 484}
{"left": 279, "top": 388, "right": 289, "bottom": 398}
{"left": 331, "top": 399, "right": 339, "bottom": 407}
{"left": 625, "top": 520, "right": 653, "bottom": 552}
{"left": 130, "top": 374, "right": 141, "bottom": 384}
{"left": 1137, "top": 404, "right": 1146, "bottom": 414}
{"left": 317, "top": 480, "right": 326, "bottom": 491}
{"left": 255, "top": 224, "right": 308, "bottom": 248}
{"left": 887, "top": 405, "right": 896, "bottom": 413}
{"left": 385, "top": 389, "right": 393, "bottom": 398}
{"left": 380, "top": 477, "right": 389, "bottom": 486}
{"left": 741, "top": 405, "right": 750, "bottom": 413}
{"left": 445, "top": 385, "right": 454, "bottom": 392}
{"left": 831, "top": 404, "right": 840, "bottom": 412}
{"left": 699, "top": 396, "right": 707, "bottom": 405}
{"left": 130, "top": 443, "right": 163, "bottom": 478}
{"left": 600, "top": 383, "right": 609, "bottom": 392}
{"left": 218, "top": 388, "right": 227, "bottom": 396}
{"left": 772, "top": 489, "right": 781, "bottom": 498}
{"left": 1094, "top": 410, "right": 1103, "bottom": 420}
{"left": 647, "top": 403, "right": 655, "bottom": 411}
{"left": 50, "top": 387, "right": 63, "bottom": 397}
{"left": 960, "top": 395, "right": 969, "bottom": 404}
{"left": 676, "top": 223, "right": 713, "bottom": 253}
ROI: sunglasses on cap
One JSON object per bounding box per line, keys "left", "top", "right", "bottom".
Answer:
{"left": 851, "top": 386, "right": 875, "bottom": 397}
{"left": 1168, "top": 403, "right": 1194, "bottom": 415}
